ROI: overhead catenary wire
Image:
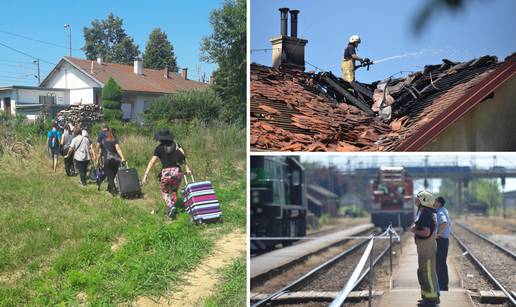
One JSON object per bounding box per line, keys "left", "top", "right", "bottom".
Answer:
{"left": 0, "top": 41, "right": 56, "bottom": 65}
{"left": 0, "top": 29, "right": 81, "bottom": 51}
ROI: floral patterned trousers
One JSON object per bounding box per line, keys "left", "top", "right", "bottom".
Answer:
{"left": 161, "top": 167, "right": 182, "bottom": 208}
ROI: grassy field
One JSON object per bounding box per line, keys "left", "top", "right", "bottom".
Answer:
{"left": 0, "top": 122, "right": 246, "bottom": 306}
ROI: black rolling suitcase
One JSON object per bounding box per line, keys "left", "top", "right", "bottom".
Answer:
{"left": 117, "top": 162, "right": 142, "bottom": 199}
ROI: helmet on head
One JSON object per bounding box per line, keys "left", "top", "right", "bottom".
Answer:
{"left": 349, "top": 35, "right": 361, "bottom": 44}
{"left": 416, "top": 190, "right": 435, "bottom": 208}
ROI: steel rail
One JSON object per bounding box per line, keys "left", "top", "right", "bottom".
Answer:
{"left": 455, "top": 222, "right": 516, "bottom": 259}
{"left": 251, "top": 228, "right": 399, "bottom": 306}
{"left": 251, "top": 233, "right": 374, "bottom": 307}
{"left": 451, "top": 232, "right": 516, "bottom": 306}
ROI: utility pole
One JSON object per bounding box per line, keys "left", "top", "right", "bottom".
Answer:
{"left": 64, "top": 24, "right": 72, "bottom": 56}
{"left": 33, "top": 59, "right": 40, "bottom": 84}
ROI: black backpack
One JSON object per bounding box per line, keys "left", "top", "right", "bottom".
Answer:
{"left": 48, "top": 131, "right": 60, "bottom": 150}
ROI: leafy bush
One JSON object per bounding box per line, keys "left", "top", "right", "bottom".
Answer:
{"left": 338, "top": 205, "right": 368, "bottom": 218}
{"left": 102, "top": 78, "right": 123, "bottom": 122}
{"left": 144, "top": 89, "right": 222, "bottom": 124}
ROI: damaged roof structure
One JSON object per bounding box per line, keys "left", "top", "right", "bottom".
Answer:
{"left": 251, "top": 8, "right": 516, "bottom": 152}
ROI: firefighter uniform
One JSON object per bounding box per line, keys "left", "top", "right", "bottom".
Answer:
{"left": 414, "top": 191, "right": 439, "bottom": 303}
{"left": 342, "top": 35, "right": 361, "bottom": 83}
{"left": 341, "top": 58, "right": 355, "bottom": 83}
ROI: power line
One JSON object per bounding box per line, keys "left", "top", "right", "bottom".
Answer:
{"left": 0, "top": 29, "right": 81, "bottom": 51}
{"left": 0, "top": 59, "right": 34, "bottom": 64}
{"left": 305, "top": 60, "right": 325, "bottom": 72}
{"left": 0, "top": 41, "right": 56, "bottom": 65}
{"left": 0, "top": 75, "right": 35, "bottom": 80}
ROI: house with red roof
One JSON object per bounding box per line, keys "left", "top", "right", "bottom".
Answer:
{"left": 250, "top": 9, "right": 516, "bottom": 151}
{"left": 0, "top": 57, "right": 207, "bottom": 123}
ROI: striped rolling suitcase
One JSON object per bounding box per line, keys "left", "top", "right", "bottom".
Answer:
{"left": 183, "top": 174, "right": 222, "bottom": 224}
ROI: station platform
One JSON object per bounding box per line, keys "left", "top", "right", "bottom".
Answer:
{"left": 251, "top": 224, "right": 374, "bottom": 279}
{"left": 375, "top": 238, "right": 473, "bottom": 306}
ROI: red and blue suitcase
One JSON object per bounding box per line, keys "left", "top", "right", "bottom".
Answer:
{"left": 183, "top": 175, "right": 222, "bottom": 224}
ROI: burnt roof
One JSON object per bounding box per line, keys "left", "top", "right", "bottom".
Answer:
{"left": 251, "top": 54, "right": 516, "bottom": 151}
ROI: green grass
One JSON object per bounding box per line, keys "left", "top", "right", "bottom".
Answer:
{"left": 0, "top": 122, "right": 246, "bottom": 306}
{"left": 202, "top": 254, "right": 247, "bottom": 307}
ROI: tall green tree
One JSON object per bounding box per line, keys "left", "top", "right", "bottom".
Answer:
{"left": 200, "top": 0, "right": 246, "bottom": 125}
{"left": 83, "top": 13, "right": 140, "bottom": 64}
{"left": 102, "top": 78, "right": 123, "bottom": 122}
{"left": 143, "top": 28, "right": 178, "bottom": 72}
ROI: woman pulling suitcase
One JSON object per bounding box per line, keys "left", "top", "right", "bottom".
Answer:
{"left": 98, "top": 128, "right": 126, "bottom": 195}
{"left": 142, "top": 128, "right": 192, "bottom": 220}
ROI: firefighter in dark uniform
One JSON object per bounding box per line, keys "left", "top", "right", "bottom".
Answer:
{"left": 410, "top": 190, "right": 439, "bottom": 305}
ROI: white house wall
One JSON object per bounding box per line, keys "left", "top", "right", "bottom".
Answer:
{"left": 123, "top": 93, "right": 161, "bottom": 123}
{"left": 70, "top": 88, "right": 94, "bottom": 105}
{"left": 43, "top": 61, "right": 100, "bottom": 89}
{"left": 16, "top": 88, "right": 67, "bottom": 105}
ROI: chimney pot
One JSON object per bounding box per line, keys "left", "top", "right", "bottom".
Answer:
{"left": 181, "top": 68, "right": 188, "bottom": 80}
{"left": 134, "top": 58, "right": 143, "bottom": 75}
{"left": 290, "top": 10, "right": 299, "bottom": 38}
{"left": 270, "top": 8, "right": 307, "bottom": 71}
{"left": 279, "top": 8, "right": 289, "bottom": 36}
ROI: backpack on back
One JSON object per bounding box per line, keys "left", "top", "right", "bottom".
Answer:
{"left": 48, "top": 131, "right": 60, "bottom": 149}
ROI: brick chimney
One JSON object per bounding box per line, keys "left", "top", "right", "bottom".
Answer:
{"left": 181, "top": 68, "right": 188, "bottom": 80}
{"left": 164, "top": 66, "right": 169, "bottom": 79}
{"left": 134, "top": 57, "right": 143, "bottom": 75}
{"left": 270, "top": 8, "right": 307, "bottom": 71}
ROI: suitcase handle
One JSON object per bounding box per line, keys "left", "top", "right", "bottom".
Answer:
{"left": 183, "top": 173, "right": 195, "bottom": 184}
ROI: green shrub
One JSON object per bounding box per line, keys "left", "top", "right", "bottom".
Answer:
{"left": 102, "top": 78, "right": 123, "bottom": 122}
{"left": 103, "top": 109, "right": 123, "bottom": 122}
{"left": 102, "top": 78, "right": 123, "bottom": 101}
{"left": 144, "top": 89, "right": 222, "bottom": 124}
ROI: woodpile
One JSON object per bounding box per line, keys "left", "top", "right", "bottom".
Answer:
{"left": 55, "top": 104, "right": 102, "bottom": 131}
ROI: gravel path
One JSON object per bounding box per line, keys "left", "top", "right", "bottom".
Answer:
{"left": 453, "top": 225, "right": 516, "bottom": 295}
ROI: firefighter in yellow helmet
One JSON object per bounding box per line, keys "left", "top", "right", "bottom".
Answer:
{"left": 410, "top": 190, "right": 440, "bottom": 305}
{"left": 341, "top": 35, "right": 370, "bottom": 83}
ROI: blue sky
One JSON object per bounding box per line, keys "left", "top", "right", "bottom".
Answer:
{"left": 251, "top": 0, "right": 516, "bottom": 83}
{"left": 0, "top": 0, "right": 222, "bottom": 86}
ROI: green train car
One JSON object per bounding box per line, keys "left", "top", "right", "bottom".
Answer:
{"left": 250, "top": 156, "right": 307, "bottom": 252}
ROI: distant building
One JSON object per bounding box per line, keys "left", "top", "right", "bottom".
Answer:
{"left": 307, "top": 184, "right": 338, "bottom": 217}
{"left": 0, "top": 57, "right": 207, "bottom": 122}
{"left": 504, "top": 190, "right": 516, "bottom": 210}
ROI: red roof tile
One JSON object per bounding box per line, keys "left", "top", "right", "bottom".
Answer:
{"left": 63, "top": 57, "right": 208, "bottom": 93}
{"left": 251, "top": 54, "right": 515, "bottom": 152}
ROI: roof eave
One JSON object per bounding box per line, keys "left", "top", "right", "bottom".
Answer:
{"left": 396, "top": 59, "right": 516, "bottom": 151}
{"left": 40, "top": 58, "right": 104, "bottom": 87}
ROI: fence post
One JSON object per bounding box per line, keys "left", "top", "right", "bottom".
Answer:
{"left": 389, "top": 226, "right": 393, "bottom": 276}
{"left": 368, "top": 237, "right": 374, "bottom": 307}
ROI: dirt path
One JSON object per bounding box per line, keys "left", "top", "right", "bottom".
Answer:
{"left": 133, "top": 231, "right": 246, "bottom": 306}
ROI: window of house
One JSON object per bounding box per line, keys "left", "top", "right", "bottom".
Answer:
{"left": 39, "top": 95, "right": 56, "bottom": 105}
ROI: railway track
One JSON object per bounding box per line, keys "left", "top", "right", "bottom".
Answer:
{"left": 251, "top": 228, "right": 401, "bottom": 306}
{"left": 452, "top": 222, "right": 516, "bottom": 306}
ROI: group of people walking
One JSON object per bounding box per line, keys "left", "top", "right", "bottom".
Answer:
{"left": 47, "top": 123, "right": 190, "bottom": 219}
{"left": 411, "top": 190, "right": 451, "bottom": 306}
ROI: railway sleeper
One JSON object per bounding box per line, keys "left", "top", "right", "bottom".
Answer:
{"left": 251, "top": 290, "right": 384, "bottom": 304}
